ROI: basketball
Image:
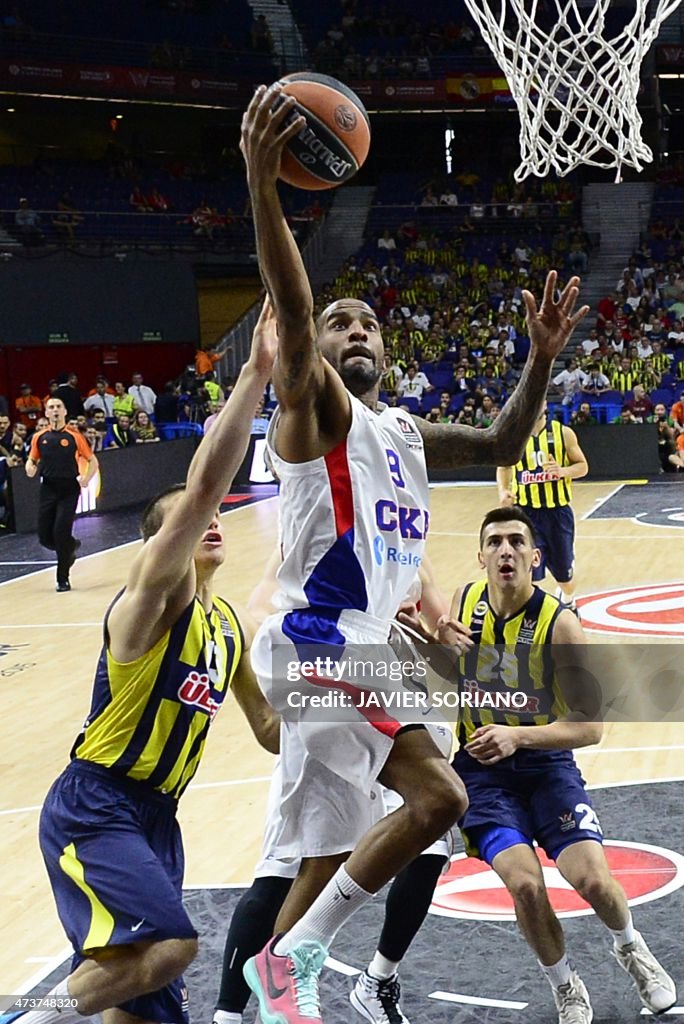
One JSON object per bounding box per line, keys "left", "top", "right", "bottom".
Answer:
{"left": 274, "top": 72, "right": 371, "bottom": 190}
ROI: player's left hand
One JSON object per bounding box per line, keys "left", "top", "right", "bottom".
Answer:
{"left": 542, "top": 457, "right": 562, "bottom": 479}
{"left": 465, "top": 724, "right": 520, "bottom": 764}
{"left": 523, "top": 271, "right": 589, "bottom": 363}
{"left": 76, "top": 473, "right": 88, "bottom": 487}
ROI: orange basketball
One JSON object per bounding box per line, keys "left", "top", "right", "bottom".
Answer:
{"left": 274, "top": 72, "right": 371, "bottom": 191}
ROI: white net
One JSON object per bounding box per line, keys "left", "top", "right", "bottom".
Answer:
{"left": 461, "top": 0, "right": 683, "bottom": 181}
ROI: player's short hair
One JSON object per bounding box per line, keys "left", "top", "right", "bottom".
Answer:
{"left": 314, "top": 299, "right": 376, "bottom": 336}
{"left": 479, "top": 506, "right": 537, "bottom": 547}
{"left": 141, "top": 483, "right": 186, "bottom": 542}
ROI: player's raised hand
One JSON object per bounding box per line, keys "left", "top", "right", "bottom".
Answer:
{"left": 246, "top": 294, "right": 279, "bottom": 379}
{"left": 240, "top": 83, "right": 305, "bottom": 188}
{"left": 523, "top": 271, "right": 589, "bottom": 363}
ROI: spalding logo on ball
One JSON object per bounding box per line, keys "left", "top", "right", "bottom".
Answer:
{"left": 274, "top": 72, "right": 371, "bottom": 190}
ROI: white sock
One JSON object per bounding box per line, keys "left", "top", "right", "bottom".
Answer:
{"left": 368, "top": 951, "right": 399, "bottom": 980}
{"left": 540, "top": 953, "right": 572, "bottom": 989}
{"left": 212, "top": 1012, "right": 242, "bottom": 1024}
{"left": 611, "top": 913, "right": 636, "bottom": 948}
{"left": 10, "top": 979, "right": 84, "bottom": 1024}
{"left": 274, "top": 865, "right": 371, "bottom": 955}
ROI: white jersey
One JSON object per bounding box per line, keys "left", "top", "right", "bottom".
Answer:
{"left": 267, "top": 394, "right": 429, "bottom": 628}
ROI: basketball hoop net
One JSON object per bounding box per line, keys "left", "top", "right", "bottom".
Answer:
{"left": 461, "top": 0, "right": 683, "bottom": 181}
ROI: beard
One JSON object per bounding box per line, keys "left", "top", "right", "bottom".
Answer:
{"left": 337, "top": 359, "right": 381, "bottom": 397}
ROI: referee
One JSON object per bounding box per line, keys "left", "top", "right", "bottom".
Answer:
{"left": 26, "top": 397, "right": 98, "bottom": 591}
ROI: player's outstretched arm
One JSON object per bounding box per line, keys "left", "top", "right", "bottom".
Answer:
{"left": 109, "top": 299, "right": 277, "bottom": 658}
{"left": 513, "top": 610, "right": 603, "bottom": 752}
{"left": 414, "top": 554, "right": 450, "bottom": 634}
{"left": 557, "top": 426, "right": 589, "bottom": 480}
{"left": 241, "top": 84, "right": 326, "bottom": 411}
{"left": 231, "top": 611, "right": 280, "bottom": 754}
{"left": 496, "top": 465, "right": 515, "bottom": 505}
{"left": 413, "top": 271, "right": 590, "bottom": 468}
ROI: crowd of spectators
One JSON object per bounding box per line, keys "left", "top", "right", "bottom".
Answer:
{"left": 308, "top": 192, "right": 587, "bottom": 420}
{"left": 305, "top": 191, "right": 683, "bottom": 471}
{"left": 411, "top": 172, "right": 583, "bottom": 226}
{"left": 309, "top": 9, "right": 480, "bottom": 82}
{"left": 5, "top": 153, "right": 325, "bottom": 252}
{"left": 0, "top": 356, "right": 262, "bottom": 526}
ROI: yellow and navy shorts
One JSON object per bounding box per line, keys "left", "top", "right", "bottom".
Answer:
{"left": 39, "top": 760, "right": 196, "bottom": 1024}
{"left": 453, "top": 747, "right": 603, "bottom": 864}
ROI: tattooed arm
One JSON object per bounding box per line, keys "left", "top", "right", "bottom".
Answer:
{"left": 241, "top": 84, "right": 349, "bottom": 460}
{"left": 413, "top": 271, "right": 589, "bottom": 469}
{"left": 241, "top": 84, "right": 323, "bottom": 409}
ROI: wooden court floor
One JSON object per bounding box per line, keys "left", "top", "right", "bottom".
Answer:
{"left": 1, "top": 481, "right": 683, "bottom": 994}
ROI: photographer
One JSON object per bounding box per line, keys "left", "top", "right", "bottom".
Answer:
{"left": 648, "top": 403, "right": 681, "bottom": 472}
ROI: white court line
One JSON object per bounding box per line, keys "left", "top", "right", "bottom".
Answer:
{"left": 6, "top": 768, "right": 679, "bottom": 819}
{"left": 189, "top": 775, "right": 272, "bottom": 791}
{"left": 431, "top": 530, "right": 682, "bottom": 540}
{"left": 0, "top": 495, "right": 279, "bottom": 590}
{"left": 428, "top": 530, "right": 476, "bottom": 537}
{"left": 324, "top": 956, "right": 360, "bottom": 977}
{"left": 182, "top": 882, "right": 251, "bottom": 890}
{"left": 0, "top": 560, "right": 56, "bottom": 565}
{"left": 428, "top": 481, "right": 617, "bottom": 490}
{"left": 428, "top": 481, "right": 497, "bottom": 489}
{"left": 0, "top": 804, "right": 41, "bottom": 816}
{"left": 0, "top": 622, "right": 102, "bottom": 629}
{"left": 630, "top": 517, "right": 684, "bottom": 532}
{"left": 580, "top": 481, "right": 625, "bottom": 520}
{"left": 588, "top": 775, "right": 684, "bottom": 790}
{"left": 0, "top": 774, "right": 273, "bottom": 816}
{"left": 12, "top": 947, "right": 73, "bottom": 996}
{"left": 577, "top": 745, "right": 684, "bottom": 755}
{"left": 429, "top": 990, "right": 528, "bottom": 1010}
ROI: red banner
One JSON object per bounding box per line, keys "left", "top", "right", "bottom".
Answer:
{"left": 350, "top": 80, "right": 448, "bottom": 103}
{"left": 0, "top": 59, "right": 249, "bottom": 103}
{"left": 0, "top": 60, "right": 516, "bottom": 107}
{"left": 0, "top": 60, "right": 460, "bottom": 105}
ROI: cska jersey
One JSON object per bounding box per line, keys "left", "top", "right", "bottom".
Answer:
{"left": 267, "top": 393, "right": 430, "bottom": 626}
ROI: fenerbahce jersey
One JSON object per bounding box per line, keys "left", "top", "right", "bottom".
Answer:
{"left": 513, "top": 418, "right": 572, "bottom": 509}
{"left": 72, "top": 594, "right": 243, "bottom": 799}
{"left": 456, "top": 580, "right": 568, "bottom": 747}
{"left": 267, "top": 393, "right": 430, "bottom": 625}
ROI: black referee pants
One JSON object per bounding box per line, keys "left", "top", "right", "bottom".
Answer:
{"left": 38, "top": 478, "right": 80, "bottom": 584}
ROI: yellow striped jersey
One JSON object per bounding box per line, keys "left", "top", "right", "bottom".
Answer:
{"left": 512, "top": 418, "right": 572, "bottom": 509}
{"left": 72, "top": 594, "right": 243, "bottom": 800}
{"left": 640, "top": 370, "right": 661, "bottom": 392}
{"left": 651, "top": 352, "right": 671, "bottom": 375}
{"left": 610, "top": 370, "right": 636, "bottom": 392}
{"left": 456, "top": 579, "right": 566, "bottom": 745}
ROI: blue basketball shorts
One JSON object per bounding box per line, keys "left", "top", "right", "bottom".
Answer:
{"left": 39, "top": 760, "right": 196, "bottom": 1024}
{"left": 523, "top": 504, "right": 575, "bottom": 584}
{"left": 453, "top": 747, "right": 603, "bottom": 864}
